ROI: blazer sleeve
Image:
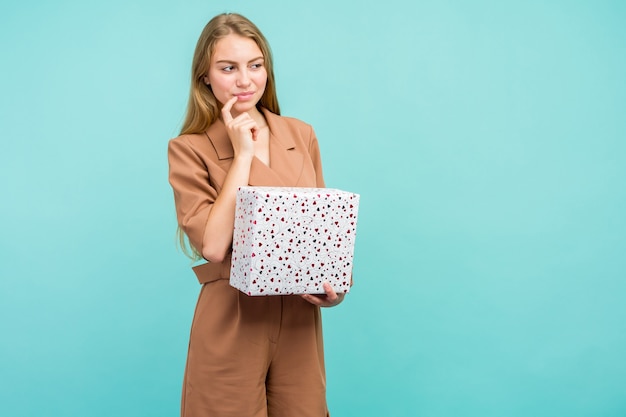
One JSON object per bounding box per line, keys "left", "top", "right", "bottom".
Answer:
{"left": 167, "top": 137, "right": 217, "bottom": 255}
{"left": 308, "top": 127, "right": 326, "bottom": 188}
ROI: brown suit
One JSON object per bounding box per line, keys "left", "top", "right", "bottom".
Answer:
{"left": 168, "top": 108, "right": 329, "bottom": 417}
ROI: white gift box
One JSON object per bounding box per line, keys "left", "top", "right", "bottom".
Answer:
{"left": 230, "top": 186, "right": 360, "bottom": 296}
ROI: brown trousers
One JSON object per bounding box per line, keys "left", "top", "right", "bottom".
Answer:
{"left": 181, "top": 279, "right": 329, "bottom": 417}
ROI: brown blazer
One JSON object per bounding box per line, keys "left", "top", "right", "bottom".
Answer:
{"left": 168, "top": 108, "right": 326, "bottom": 285}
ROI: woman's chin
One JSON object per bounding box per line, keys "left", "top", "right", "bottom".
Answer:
{"left": 233, "top": 101, "right": 258, "bottom": 114}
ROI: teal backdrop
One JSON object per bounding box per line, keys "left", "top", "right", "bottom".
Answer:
{"left": 1, "top": 1, "right": 625, "bottom": 416}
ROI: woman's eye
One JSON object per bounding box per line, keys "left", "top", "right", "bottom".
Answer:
{"left": 222, "top": 66, "right": 235, "bottom": 72}
{"left": 251, "top": 63, "right": 263, "bottom": 70}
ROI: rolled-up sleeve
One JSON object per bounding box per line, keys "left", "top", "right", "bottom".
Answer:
{"left": 167, "top": 137, "right": 217, "bottom": 255}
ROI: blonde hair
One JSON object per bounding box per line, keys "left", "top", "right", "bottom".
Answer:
{"left": 180, "top": 13, "right": 280, "bottom": 135}
{"left": 178, "top": 13, "right": 281, "bottom": 259}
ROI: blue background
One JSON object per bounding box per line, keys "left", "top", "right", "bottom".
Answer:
{"left": 1, "top": 1, "right": 625, "bottom": 416}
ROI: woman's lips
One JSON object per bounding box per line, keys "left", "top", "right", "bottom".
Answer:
{"left": 234, "top": 92, "right": 255, "bottom": 100}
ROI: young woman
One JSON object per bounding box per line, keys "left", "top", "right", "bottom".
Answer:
{"left": 168, "top": 13, "right": 345, "bottom": 417}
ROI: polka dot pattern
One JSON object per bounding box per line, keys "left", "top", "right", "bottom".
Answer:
{"left": 230, "top": 187, "right": 360, "bottom": 296}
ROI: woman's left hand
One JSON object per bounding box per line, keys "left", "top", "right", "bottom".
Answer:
{"left": 301, "top": 281, "right": 345, "bottom": 307}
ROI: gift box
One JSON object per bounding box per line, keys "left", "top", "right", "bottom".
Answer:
{"left": 230, "top": 186, "right": 360, "bottom": 296}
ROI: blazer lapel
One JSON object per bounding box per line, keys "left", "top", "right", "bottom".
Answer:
{"left": 204, "top": 119, "right": 235, "bottom": 178}
{"left": 205, "top": 109, "right": 305, "bottom": 187}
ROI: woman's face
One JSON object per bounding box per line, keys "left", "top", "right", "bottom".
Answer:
{"left": 205, "top": 34, "right": 268, "bottom": 118}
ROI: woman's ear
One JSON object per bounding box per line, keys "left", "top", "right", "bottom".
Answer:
{"left": 203, "top": 75, "right": 210, "bottom": 85}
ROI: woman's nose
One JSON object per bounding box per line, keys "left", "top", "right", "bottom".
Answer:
{"left": 236, "top": 69, "right": 251, "bottom": 87}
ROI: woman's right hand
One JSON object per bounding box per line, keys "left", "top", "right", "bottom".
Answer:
{"left": 221, "top": 96, "right": 258, "bottom": 159}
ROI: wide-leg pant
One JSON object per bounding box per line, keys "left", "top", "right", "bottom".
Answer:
{"left": 181, "top": 279, "right": 329, "bottom": 417}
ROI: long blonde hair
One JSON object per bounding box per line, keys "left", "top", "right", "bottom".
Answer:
{"left": 178, "top": 13, "right": 281, "bottom": 259}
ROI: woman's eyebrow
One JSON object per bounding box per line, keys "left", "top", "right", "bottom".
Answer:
{"left": 215, "top": 56, "right": 264, "bottom": 64}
